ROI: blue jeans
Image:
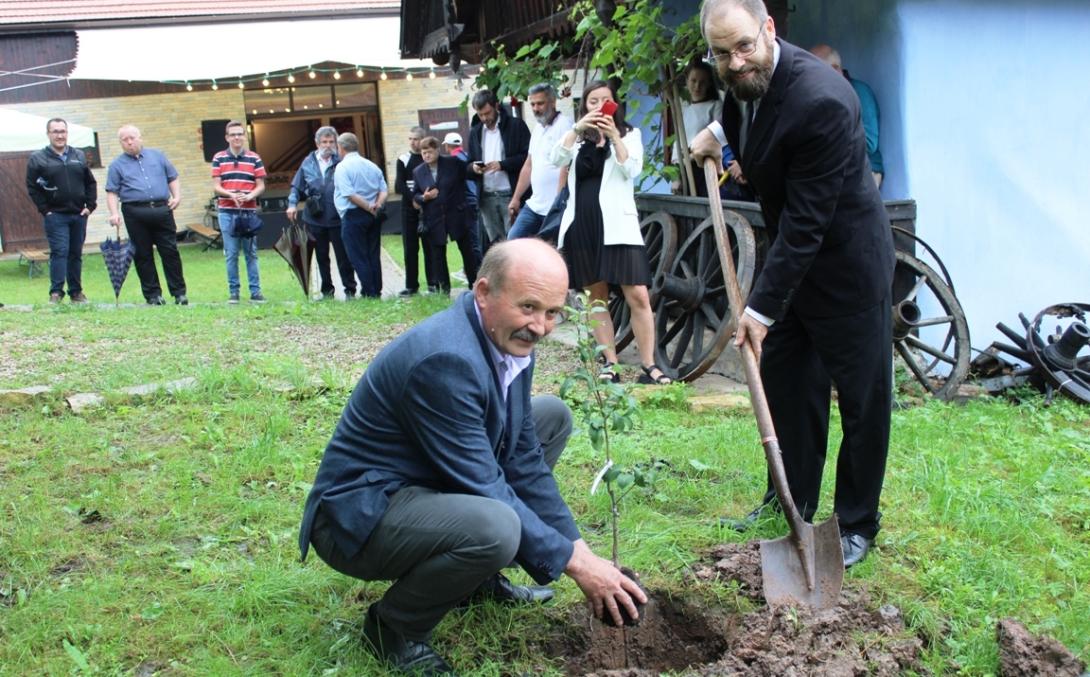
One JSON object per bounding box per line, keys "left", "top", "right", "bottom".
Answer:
{"left": 341, "top": 208, "right": 382, "bottom": 297}
{"left": 43, "top": 212, "right": 87, "bottom": 297}
{"left": 508, "top": 205, "right": 546, "bottom": 239}
{"left": 218, "top": 210, "right": 261, "bottom": 297}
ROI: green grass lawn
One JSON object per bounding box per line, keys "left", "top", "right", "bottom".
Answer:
{"left": 0, "top": 235, "right": 469, "bottom": 307}
{"left": 1, "top": 267, "right": 1088, "bottom": 675}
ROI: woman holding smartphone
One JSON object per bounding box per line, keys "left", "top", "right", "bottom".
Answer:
{"left": 550, "top": 79, "right": 671, "bottom": 385}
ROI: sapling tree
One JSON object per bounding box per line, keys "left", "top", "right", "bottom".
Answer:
{"left": 560, "top": 295, "right": 660, "bottom": 566}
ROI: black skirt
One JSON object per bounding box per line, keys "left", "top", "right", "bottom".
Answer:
{"left": 563, "top": 141, "right": 651, "bottom": 290}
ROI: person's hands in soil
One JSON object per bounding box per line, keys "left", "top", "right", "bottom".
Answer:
{"left": 565, "top": 539, "right": 648, "bottom": 626}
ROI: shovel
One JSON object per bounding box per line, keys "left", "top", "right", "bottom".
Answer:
{"left": 702, "top": 158, "right": 843, "bottom": 609}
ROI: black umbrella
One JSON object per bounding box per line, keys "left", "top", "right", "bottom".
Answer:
{"left": 274, "top": 221, "right": 312, "bottom": 299}
{"left": 100, "top": 225, "right": 135, "bottom": 306}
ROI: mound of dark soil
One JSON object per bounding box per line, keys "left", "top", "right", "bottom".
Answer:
{"left": 996, "top": 618, "right": 1086, "bottom": 677}
{"left": 548, "top": 543, "right": 925, "bottom": 676}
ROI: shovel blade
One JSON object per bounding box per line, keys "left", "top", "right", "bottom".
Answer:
{"left": 759, "top": 516, "right": 844, "bottom": 609}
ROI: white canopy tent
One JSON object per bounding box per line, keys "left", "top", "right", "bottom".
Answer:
{"left": 0, "top": 109, "right": 95, "bottom": 152}
{"left": 68, "top": 16, "right": 426, "bottom": 82}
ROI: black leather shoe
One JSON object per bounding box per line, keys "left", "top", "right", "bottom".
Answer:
{"left": 175, "top": 294, "right": 189, "bottom": 306}
{"left": 470, "top": 573, "right": 554, "bottom": 605}
{"left": 147, "top": 295, "right": 166, "bottom": 306}
{"left": 841, "top": 532, "right": 875, "bottom": 568}
{"left": 719, "top": 501, "right": 779, "bottom": 533}
{"left": 362, "top": 605, "right": 457, "bottom": 676}
{"left": 398, "top": 288, "right": 418, "bottom": 297}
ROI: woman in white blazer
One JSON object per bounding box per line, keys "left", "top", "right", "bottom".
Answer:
{"left": 549, "top": 79, "right": 671, "bottom": 385}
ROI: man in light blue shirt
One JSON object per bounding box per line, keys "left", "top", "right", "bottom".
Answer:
{"left": 334, "top": 132, "right": 388, "bottom": 298}
{"left": 105, "top": 125, "right": 188, "bottom": 305}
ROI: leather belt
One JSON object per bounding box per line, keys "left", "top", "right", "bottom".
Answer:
{"left": 124, "top": 200, "right": 168, "bottom": 208}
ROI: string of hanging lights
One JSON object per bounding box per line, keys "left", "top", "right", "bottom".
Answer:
{"left": 173, "top": 64, "right": 465, "bottom": 91}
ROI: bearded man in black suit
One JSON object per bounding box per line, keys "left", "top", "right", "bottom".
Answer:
{"left": 691, "top": 0, "right": 896, "bottom": 568}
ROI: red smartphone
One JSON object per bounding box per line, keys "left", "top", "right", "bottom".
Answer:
{"left": 600, "top": 100, "right": 618, "bottom": 116}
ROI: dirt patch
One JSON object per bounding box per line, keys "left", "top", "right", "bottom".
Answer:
{"left": 50, "top": 556, "right": 87, "bottom": 577}
{"left": 551, "top": 543, "right": 925, "bottom": 676}
{"left": 692, "top": 542, "right": 765, "bottom": 602}
{"left": 546, "top": 593, "right": 728, "bottom": 675}
{"left": 996, "top": 618, "right": 1086, "bottom": 677}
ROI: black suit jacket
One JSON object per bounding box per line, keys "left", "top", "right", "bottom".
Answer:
{"left": 724, "top": 39, "right": 894, "bottom": 320}
{"left": 467, "top": 107, "right": 531, "bottom": 192}
{"left": 412, "top": 156, "right": 468, "bottom": 246}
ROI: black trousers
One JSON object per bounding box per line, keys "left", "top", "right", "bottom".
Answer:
{"left": 309, "top": 394, "right": 572, "bottom": 641}
{"left": 758, "top": 294, "right": 892, "bottom": 539}
{"left": 427, "top": 230, "right": 480, "bottom": 292}
{"left": 307, "top": 223, "right": 356, "bottom": 296}
{"left": 121, "top": 204, "right": 187, "bottom": 300}
{"left": 401, "top": 207, "right": 435, "bottom": 292}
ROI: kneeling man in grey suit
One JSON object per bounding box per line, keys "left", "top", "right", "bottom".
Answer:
{"left": 299, "top": 238, "right": 646, "bottom": 676}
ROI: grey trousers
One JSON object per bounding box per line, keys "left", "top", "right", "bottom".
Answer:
{"left": 309, "top": 394, "right": 572, "bottom": 640}
{"left": 478, "top": 190, "right": 513, "bottom": 245}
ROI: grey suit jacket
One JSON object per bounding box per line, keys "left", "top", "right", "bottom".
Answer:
{"left": 298, "top": 293, "right": 579, "bottom": 584}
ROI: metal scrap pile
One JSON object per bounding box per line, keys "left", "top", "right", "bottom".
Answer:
{"left": 970, "top": 302, "right": 1090, "bottom": 405}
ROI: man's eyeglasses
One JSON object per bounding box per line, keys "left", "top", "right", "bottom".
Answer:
{"left": 706, "top": 22, "right": 765, "bottom": 65}
{"left": 227, "top": 132, "right": 246, "bottom": 137}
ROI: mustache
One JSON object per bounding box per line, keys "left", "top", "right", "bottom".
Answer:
{"left": 511, "top": 328, "right": 541, "bottom": 344}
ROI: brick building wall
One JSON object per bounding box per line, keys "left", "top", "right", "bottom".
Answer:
{"left": 3, "top": 89, "right": 246, "bottom": 244}
{"left": 377, "top": 74, "right": 470, "bottom": 200}
{"left": 4, "top": 74, "right": 477, "bottom": 243}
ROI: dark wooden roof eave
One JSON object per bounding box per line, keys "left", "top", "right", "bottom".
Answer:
{"left": 486, "top": 8, "right": 575, "bottom": 57}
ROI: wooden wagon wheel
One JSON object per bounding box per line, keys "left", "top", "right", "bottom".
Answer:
{"left": 892, "top": 250, "right": 971, "bottom": 400}
{"left": 609, "top": 211, "right": 678, "bottom": 352}
{"left": 653, "top": 209, "right": 757, "bottom": 382}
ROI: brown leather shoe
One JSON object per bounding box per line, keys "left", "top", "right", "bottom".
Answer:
{"left": 70, "top": 292, "right": 88, "bottom": 304}
{"left": 49, "top": 292, "right": 62, "bottom": 304}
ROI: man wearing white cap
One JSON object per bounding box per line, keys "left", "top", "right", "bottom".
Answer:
{"left": 444, "top": 131, "right": 482, "bottom": 263}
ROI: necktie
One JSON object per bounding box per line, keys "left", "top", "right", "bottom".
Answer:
{"left": 739, "top": 101, "right": 755, "bottom": 155}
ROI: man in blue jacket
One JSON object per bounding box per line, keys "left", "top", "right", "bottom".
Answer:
{"left": 287, "top": 126, "right": 357, "bottom": 299}
{"left": 299, "top": 238, "right": 645, "bottom": 676}
{"left": 25, "top": 118, "right": 97, "bottom": 304}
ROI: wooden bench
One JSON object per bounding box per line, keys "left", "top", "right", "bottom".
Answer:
{"left": 18, "top": 249, "right": 49, "bottom": 278}
{"left": 184, "top": 222, "right": 222, "bottom": 250}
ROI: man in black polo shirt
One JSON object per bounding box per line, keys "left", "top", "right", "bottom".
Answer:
{"left": 105, "top": 124, "right": 189, "bottom": 305}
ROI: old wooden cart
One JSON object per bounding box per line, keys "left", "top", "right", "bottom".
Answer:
{"left": 609, "top": 194, "right": 970, "bottom": 400}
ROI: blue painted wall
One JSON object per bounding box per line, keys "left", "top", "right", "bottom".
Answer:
{"left": 793, "top": 0, "right": 1090, "bottom": 348}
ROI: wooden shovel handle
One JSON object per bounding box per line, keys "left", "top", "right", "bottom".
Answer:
{"left": 702, "top": 158, "right": 809, "bottom": 536}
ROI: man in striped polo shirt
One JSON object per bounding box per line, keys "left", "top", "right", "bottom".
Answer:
{"left": 212, "top": 121, "right": 267, "bottom": 303}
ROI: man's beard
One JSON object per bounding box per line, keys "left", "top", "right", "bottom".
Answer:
{"left": 534, "top": 110, "right": 554, "bottom": 126}
{"left": 318, "top": 146, "right": 334, "bottom": 159}
{"left": 725, "top": 40, "right": 775, "bottom": 101}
